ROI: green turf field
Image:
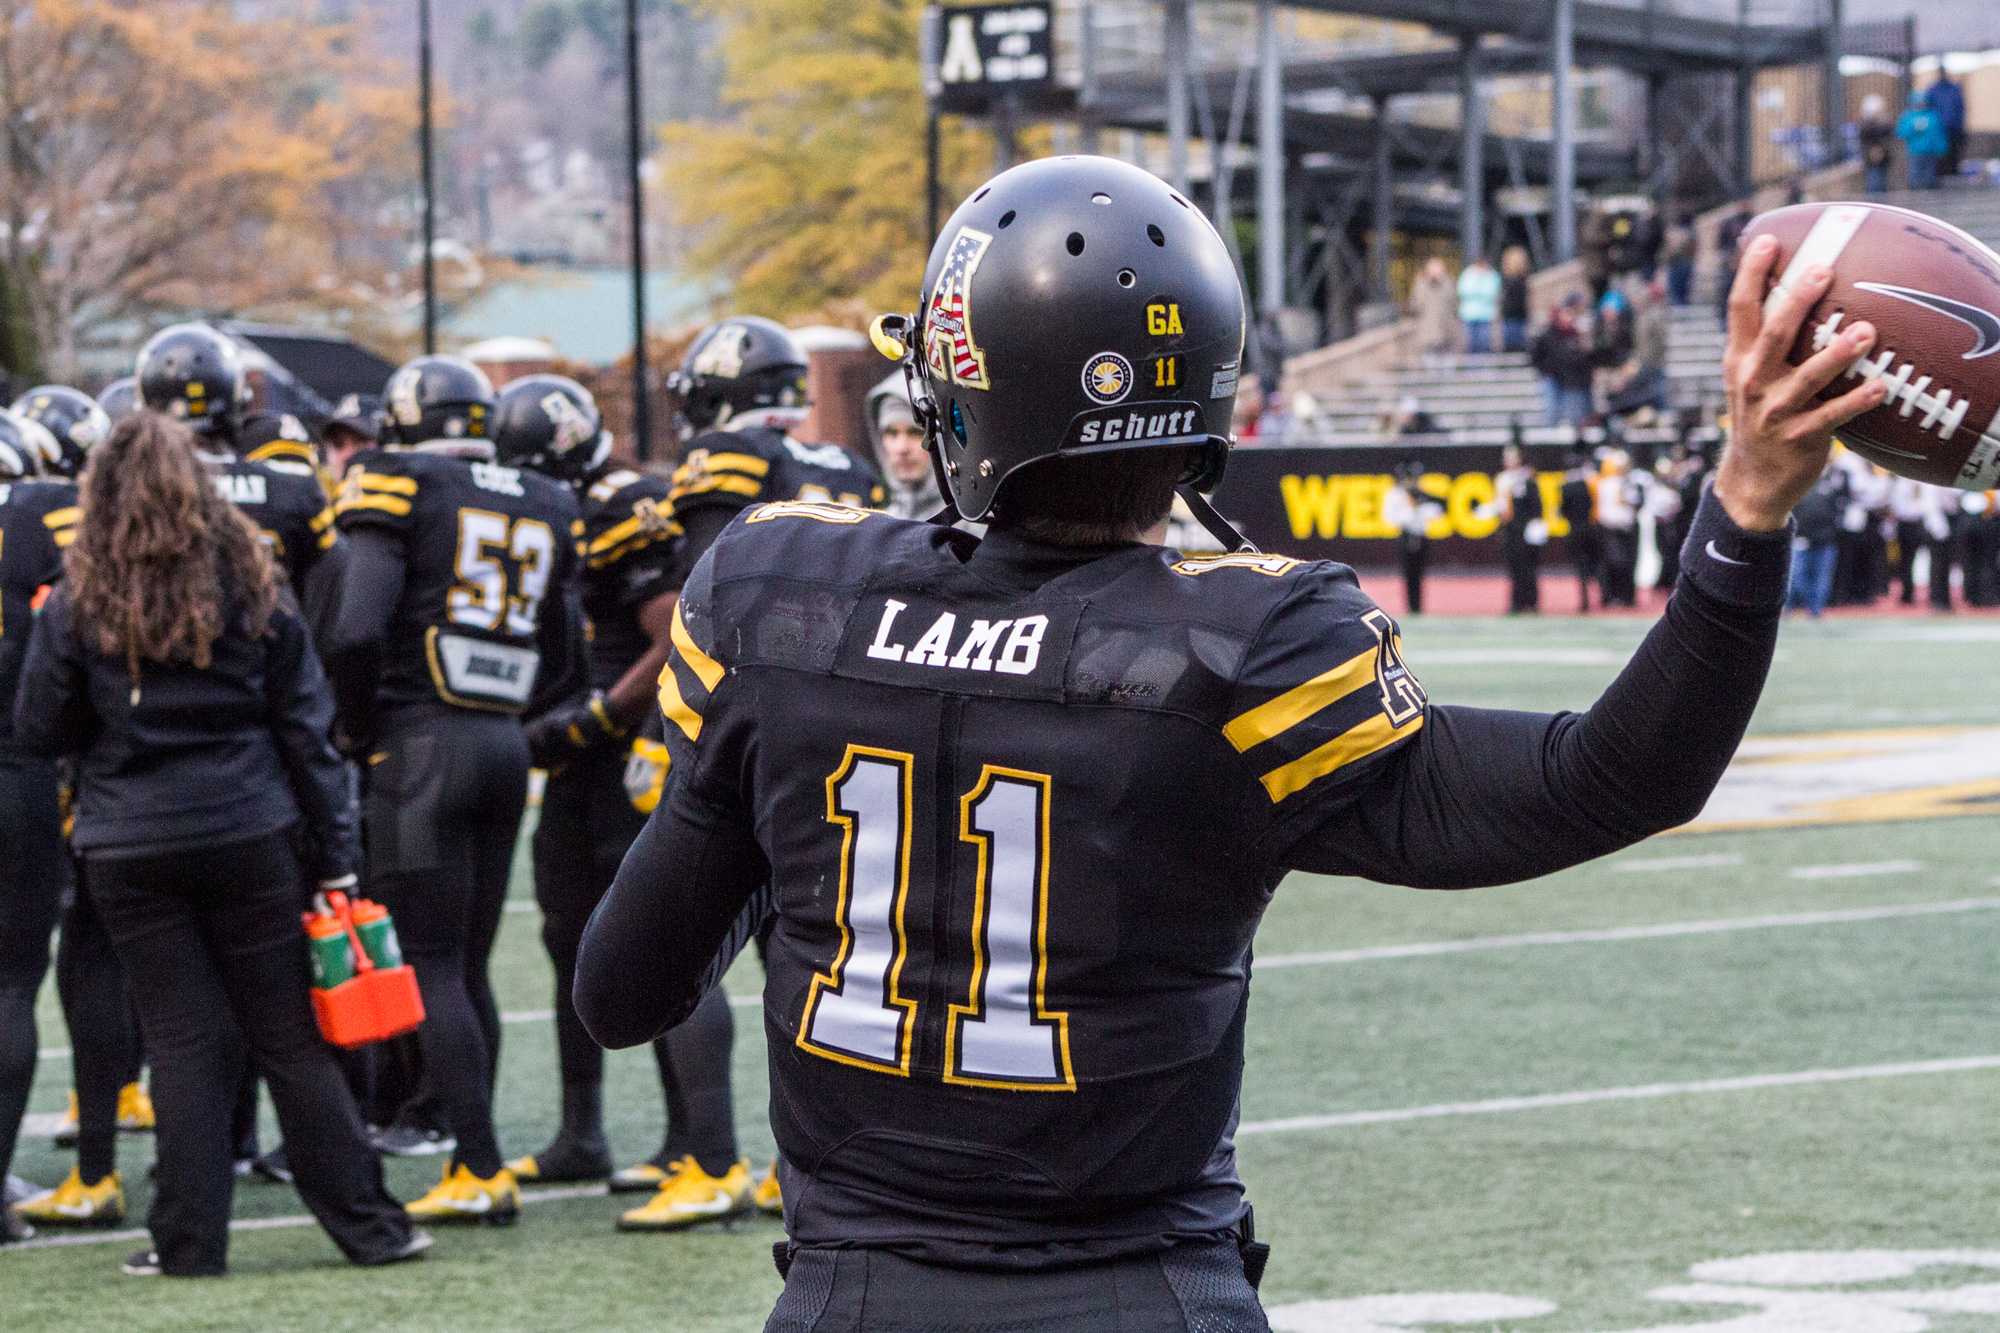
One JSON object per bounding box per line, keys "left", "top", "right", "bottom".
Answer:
{"left": 8, "top": 614, "right": 2000, "bottom": 1331}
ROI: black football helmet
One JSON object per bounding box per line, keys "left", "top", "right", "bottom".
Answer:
{"left": 97, "top": 376, "right": 140, "bottom": 421}
{"left": 136, "top": 324, "right": 247, "bottom": 439}
{"left": 12, "top": 386, "right": 111, "bottom": 477}
{"left": 381, "top": 355, "right": 494, "bottom": 446}
{"left": 665, "top": 316, "right": 810, "bottom": 437}
{"left": 872, "top": 156, "right": 1247, "bottom": 541}
{"left": 0, "top": 411, "right": 47, "bottom": 480}
{"left": 493, "top": 374, "right": 611, "bottom": 480}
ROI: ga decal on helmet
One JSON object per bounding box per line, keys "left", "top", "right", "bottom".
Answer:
{"left": 387, "top": 366, "right": 424, "bottom": 427}
{"left": 692, "top": 324, "right": 751, "bottom": 379}
{"left": 924, "top": 227, "right": 994, "bottom": 390}
{"left": 1081, "top": 351, "right": 1133, "bottom": 405}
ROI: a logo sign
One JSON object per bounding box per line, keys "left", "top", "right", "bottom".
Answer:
{"left": 929, "top": 3, "right": 1052, "bottom": 112}
{"left": 1065, "top": 402, "right": 1204, "bottom": 448}
{"left": 691, "top": 324, "right": 751, "bottom": 379}
{"left": 1081, "top": 351, "right": 1132, "bottom": 405}
{"left": 1855, "top": 282, "right": 2000, "bottom": 360}
{"left": 387, "top": 366, "right": 424, "bottom": 427}
{"left": 539, "top": 391, "right": 595, "bottom": 454}
{"left": 925, "top": 227, "right": 994, "bottom": 391}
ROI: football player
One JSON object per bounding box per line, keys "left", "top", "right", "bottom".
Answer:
{"left": 0, "top": 408, "right": 146, "bottom": 1232}
{"left": 0, "top": 414, "right": 71, "bottom": 1242}
{"left": 489, "top": 376, "right": 748, "bottom": 1227}
{"left": 136, "top": 325, "right": 340, "bottom": 595}
{"left": 574, "top": 156, "right": 1886, "bottom": 1329}
{"left": 324, "top": 354, "right": 584, "bottom": 1226}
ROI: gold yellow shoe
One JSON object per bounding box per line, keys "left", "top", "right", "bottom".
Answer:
{"left": 404, "top": 1163, "right": 519, "bottom": 1226}
{"left": 752, "top": 1162, "right": 782, "bottom": 1215}
{"left": 608, "top": 1159, "right": 671, "bottom": 1194}
{"left": 616, "top": 1157, "right": 751, "bottom": 1232}
{"left": 51, "top": 1090, "right": 78, "bottom": 1147}
{"left": 116, "top": 1082, "right": 155, "bottom": 1134}
{"left": 13, "top": 1167, "right": 125, "bottom": 1227}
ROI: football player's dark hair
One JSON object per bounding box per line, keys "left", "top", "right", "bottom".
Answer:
{"left": 986, "top": 445, "right": 1194, "bottom": 547}
{"left": 66, "top": 413, "right": 278, "bottom": 683}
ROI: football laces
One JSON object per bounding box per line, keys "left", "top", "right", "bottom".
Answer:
{"left": 1813, "top": 311, "right": 1972, "bottom": 441}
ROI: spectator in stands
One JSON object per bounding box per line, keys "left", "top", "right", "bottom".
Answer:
{"left": 1376, "top": 395, "right": 1439, "bottom": 439}
{"left": 1604, "top": 281, "right": 1670, "bottom": 419}
{"left": 1493, "top": 444, "right": 1546, "bottom": 614}
{"left": 1580, "top": 209, "right": 1613, "bottom": 305}
{"left": 1591, "top": 295, "right": 1634, "bottom": 416}
{"left": 1858, "top": 95, "right": 1895, "bottom": 195}
{"left": 1661, "top": 215, "right": 1696, "bottom": 307}
{"left": 1530, "top": 299, "right": 1594, "bottom": 428}
{"left": 1928, "top": 74, "right": 1967, "bottom": 181}
{"left": 1715, "top": 207, "right": 1751, "bottom": 329}
{"left": 1788, "top": 465, "right": 1843, "bottom": 618}
{"left": 1898, "top": 90, "right": 1947, "bottom": 190}
{"left": 1382, "top": 461, "right": 1444, "bottom": 616}
{"left": 1232, "top": 379, "right": 1265, "bottom": 442}
{"left": 1499, "top": 247, "right": 1533, "bottom": 352}
{"left": 1559, "top": 445, "right": 1600, "bottom": 613}
{"left": 1457, "top": 255, "right": 1502, "bottom": 355}
{"left": 1595, "top": 449, "right": 1640, "bottom": 608}
{"left": 1410, "top": 257, "right": 1458, "bottom": 364}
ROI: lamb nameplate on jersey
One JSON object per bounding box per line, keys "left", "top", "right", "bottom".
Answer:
{"left": 837, "top": 591, "right": 1081, "bottom": 699}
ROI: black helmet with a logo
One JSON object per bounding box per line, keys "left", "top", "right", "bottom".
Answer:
{"left": 381, "top": 354, "right": 494, "bottom": 446}
{"left": 0, "top": 411, "right": 49, "bottom": 480}
{"left": 665, "top": 316, "right": 810, "bottom": 437}
{"left": 873, "top": 156, "right": 1245, "bottom": 529}
{"left": 493, "top": 374, "right": 611, "bottom": 480}
{"left": 136, "top": 324, "right": 247, "bottom": 439}
{"left": 12, "top": 386, "right": 111, "bottom": 477}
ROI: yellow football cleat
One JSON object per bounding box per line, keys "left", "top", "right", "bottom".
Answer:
{"left": 404, "top": 1164, "right": 519, "bottom": 1226}
{"left": 608, "top": 1159, "right": 671, "bottom": 1194}
{"left": 116, "top": 1082, "right": 154, "bottom": 1133}
{"left": 616, "top": 1157, "right": 751, "bottom": 1232}
{"left": 50, "top": 1090, "right": 78, "bottom": 1147}
{"left": 12, "top": 1168, "right": 125, "bottom": 1227}
{"left": 752, "top": 1162, "right": 782, "bottom": 1215}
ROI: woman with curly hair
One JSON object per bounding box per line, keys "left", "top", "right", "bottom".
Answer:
{"left": 12, "top": 412, "right": 425, "bottom": 1277}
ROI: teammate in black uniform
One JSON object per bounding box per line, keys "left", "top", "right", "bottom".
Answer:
{"left": 325, "top": 354, "right": 584, "bottom": 1226}
{"left": 575, "top": 157, "right": 1889, "bottom": 1330}
{"left": 488, "top": 375, "right": 749, "bottom": 1227}
{"left": 0, "top": 416, "right": 75, "bottom": 1242}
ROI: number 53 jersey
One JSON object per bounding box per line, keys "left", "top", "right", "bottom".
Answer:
{"left": 663, "top": 503, "right": 1428, "bottom": 1262}
{"left": 335, "top": 450, "right": 582, "bottom": 715}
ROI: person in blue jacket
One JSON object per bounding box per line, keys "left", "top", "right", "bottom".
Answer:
{"left": 1899, "top": 90, "right": 1949, "bottom": 190}
{"left": 1926, "top": 74, "right": 1967, "bottom": 180}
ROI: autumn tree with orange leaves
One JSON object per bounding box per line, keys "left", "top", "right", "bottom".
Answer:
{"left": 0, "top": 0, "right": 423, "bottom": 379}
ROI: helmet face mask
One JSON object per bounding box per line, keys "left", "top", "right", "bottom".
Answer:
{"left": 381, "top": 355, "right": 496, "bottom": 448}
{"left": 136, "top": 324, "right": 247, "bottom": 440}
{"left": 12, "top": 386, "right": 111, "bottom": 478}
{"left": 493, "top": 374, "right": 611, "bottom": 481}
{"left": 667, "top": 317, "right": 811, "bottom": 438}
{"left": 889, "top": 156, "right": 1246, "bottom": 525}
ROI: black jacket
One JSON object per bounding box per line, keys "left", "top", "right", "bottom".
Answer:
{"left": 13, "top": 585, "right": 358, "bottom": 880}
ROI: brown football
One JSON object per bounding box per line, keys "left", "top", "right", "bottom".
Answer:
{"left": 1740, "top": 201, "right": 2000, "bottom": 490}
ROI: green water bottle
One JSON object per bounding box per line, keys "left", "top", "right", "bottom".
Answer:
{"left": 351, "top": 900, "right": 402, "bottom": 970}
{"left": 306, "top": 914, "right": 356, "bottom": 988}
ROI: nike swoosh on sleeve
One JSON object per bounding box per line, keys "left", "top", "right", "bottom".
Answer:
{"left": 1705, "top": 539, "right": 1751, "bottom": 567}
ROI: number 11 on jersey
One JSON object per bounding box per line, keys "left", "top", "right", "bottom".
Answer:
{"left": 797, "top": 747, "right": 1076, "bottom": 1092}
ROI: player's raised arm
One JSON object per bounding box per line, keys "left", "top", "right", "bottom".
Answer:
{"left": 1275, "top": 232, "right": 1888, "bottom": 888}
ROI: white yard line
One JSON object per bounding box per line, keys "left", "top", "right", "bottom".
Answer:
{"left": 1236, "top": 1054, "right": 2000, "bottom": 1137}
{"left": 1612, "top": 853, "right": 1745, "bottom": 873}
{"left": 1787, "top": 860, "right": 1926, "bottom": 880}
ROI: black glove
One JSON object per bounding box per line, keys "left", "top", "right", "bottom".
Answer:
{"left": 525, "top": 690, "right": 627, "bottom": 772}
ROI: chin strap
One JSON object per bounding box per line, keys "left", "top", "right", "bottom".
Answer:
{"left": 1178, "top": 484, "right": 1257, "bottom": 554}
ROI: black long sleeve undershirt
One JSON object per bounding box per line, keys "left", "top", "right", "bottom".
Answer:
{"left": 576, "top": 489, "right": 1792, "bottom": 1049}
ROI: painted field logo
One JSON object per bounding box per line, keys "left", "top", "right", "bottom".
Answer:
{"left": 1687, "top": 726, "right": 2000, "bottom": 833}
{"left": 1268, "top": 1249, "right": 2000, "bottom": 1331}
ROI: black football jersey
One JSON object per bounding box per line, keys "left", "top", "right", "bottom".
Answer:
{"left": 334, "top": 450, "right": 582, "bottom": 715}
{"left": 240, "top": 412, "right": 335, "bottom": 499}
{"left": 577, "top": 466, "right": 680, "bottom": 690}
{"left": 659, "top": 502, "right": 1427, "bottom": 1259}
{"left": 0, "top": 479, "right": 78, "bottom": 753}
{"left": 668, "top": 425, "right": 886, "bottom": 521}
{"left": 198, "top": 448, "right": 337, "bottom": 588}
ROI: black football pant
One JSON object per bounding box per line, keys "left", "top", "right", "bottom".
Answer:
{"left": 55, "top": 872, "right": 140, "bottom": 1184}
{"left": 365, "top": 708, "right": 525, "bottom": 1179}
{"left": 534, "top": 744, "right": 737, "bottom": 1174}
{"left": 765, "top": 1243, "right": 1270, "bottom": 1332}
{"left": 1503, "top": 527, "right": 1540, "bottom": 613}
{"left": 0, "top": 757, "right": 64, "bottom": 1188}
{"left": 86, "top": 830, "right": 409, "bottom": 1276}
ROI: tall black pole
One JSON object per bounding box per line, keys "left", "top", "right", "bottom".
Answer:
{"left": 625, "top": 0, "right": 651, "bottom": 462}
{"left": 926, "top": 106, "right": 941, "bottom": 244}
{"left": 419, "top": 0, "right": 437, "bottom": 354}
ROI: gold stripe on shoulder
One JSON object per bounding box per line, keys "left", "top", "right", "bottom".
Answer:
{"left": 335, "top": 493, "right": 412, "bottom": 518}
{"left": 657, "top": 659, "right": 703, "bottom": 744}
{"left": 671, "top": 474, "right": 764, "bottom": 502}
{"left": 587, "top": 514, "right": 643, "bottom": 555}
{"left": 43, "top": 506, "right": 81, "bottom": 529}
{"left": 699, "top": 451, "right": 772, "bottom": 478}
{"left": 357, "top": 472, "right": 419, "bottom": 496}
{"left": 670, "top": 603, "right": 724, "bottom": 692}
{"left": 1223, "top": 647, "right": 1378, "bottom": 753}
{"left": 1259, "top": 711, "right": 1423, "bottom": 803}
{"left": 308, "top": 506, "right": 337, "bottom": 532}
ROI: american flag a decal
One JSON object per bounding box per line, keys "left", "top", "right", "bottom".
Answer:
{"left": 924, "top": 227, "right": 994, "bottom": 390}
